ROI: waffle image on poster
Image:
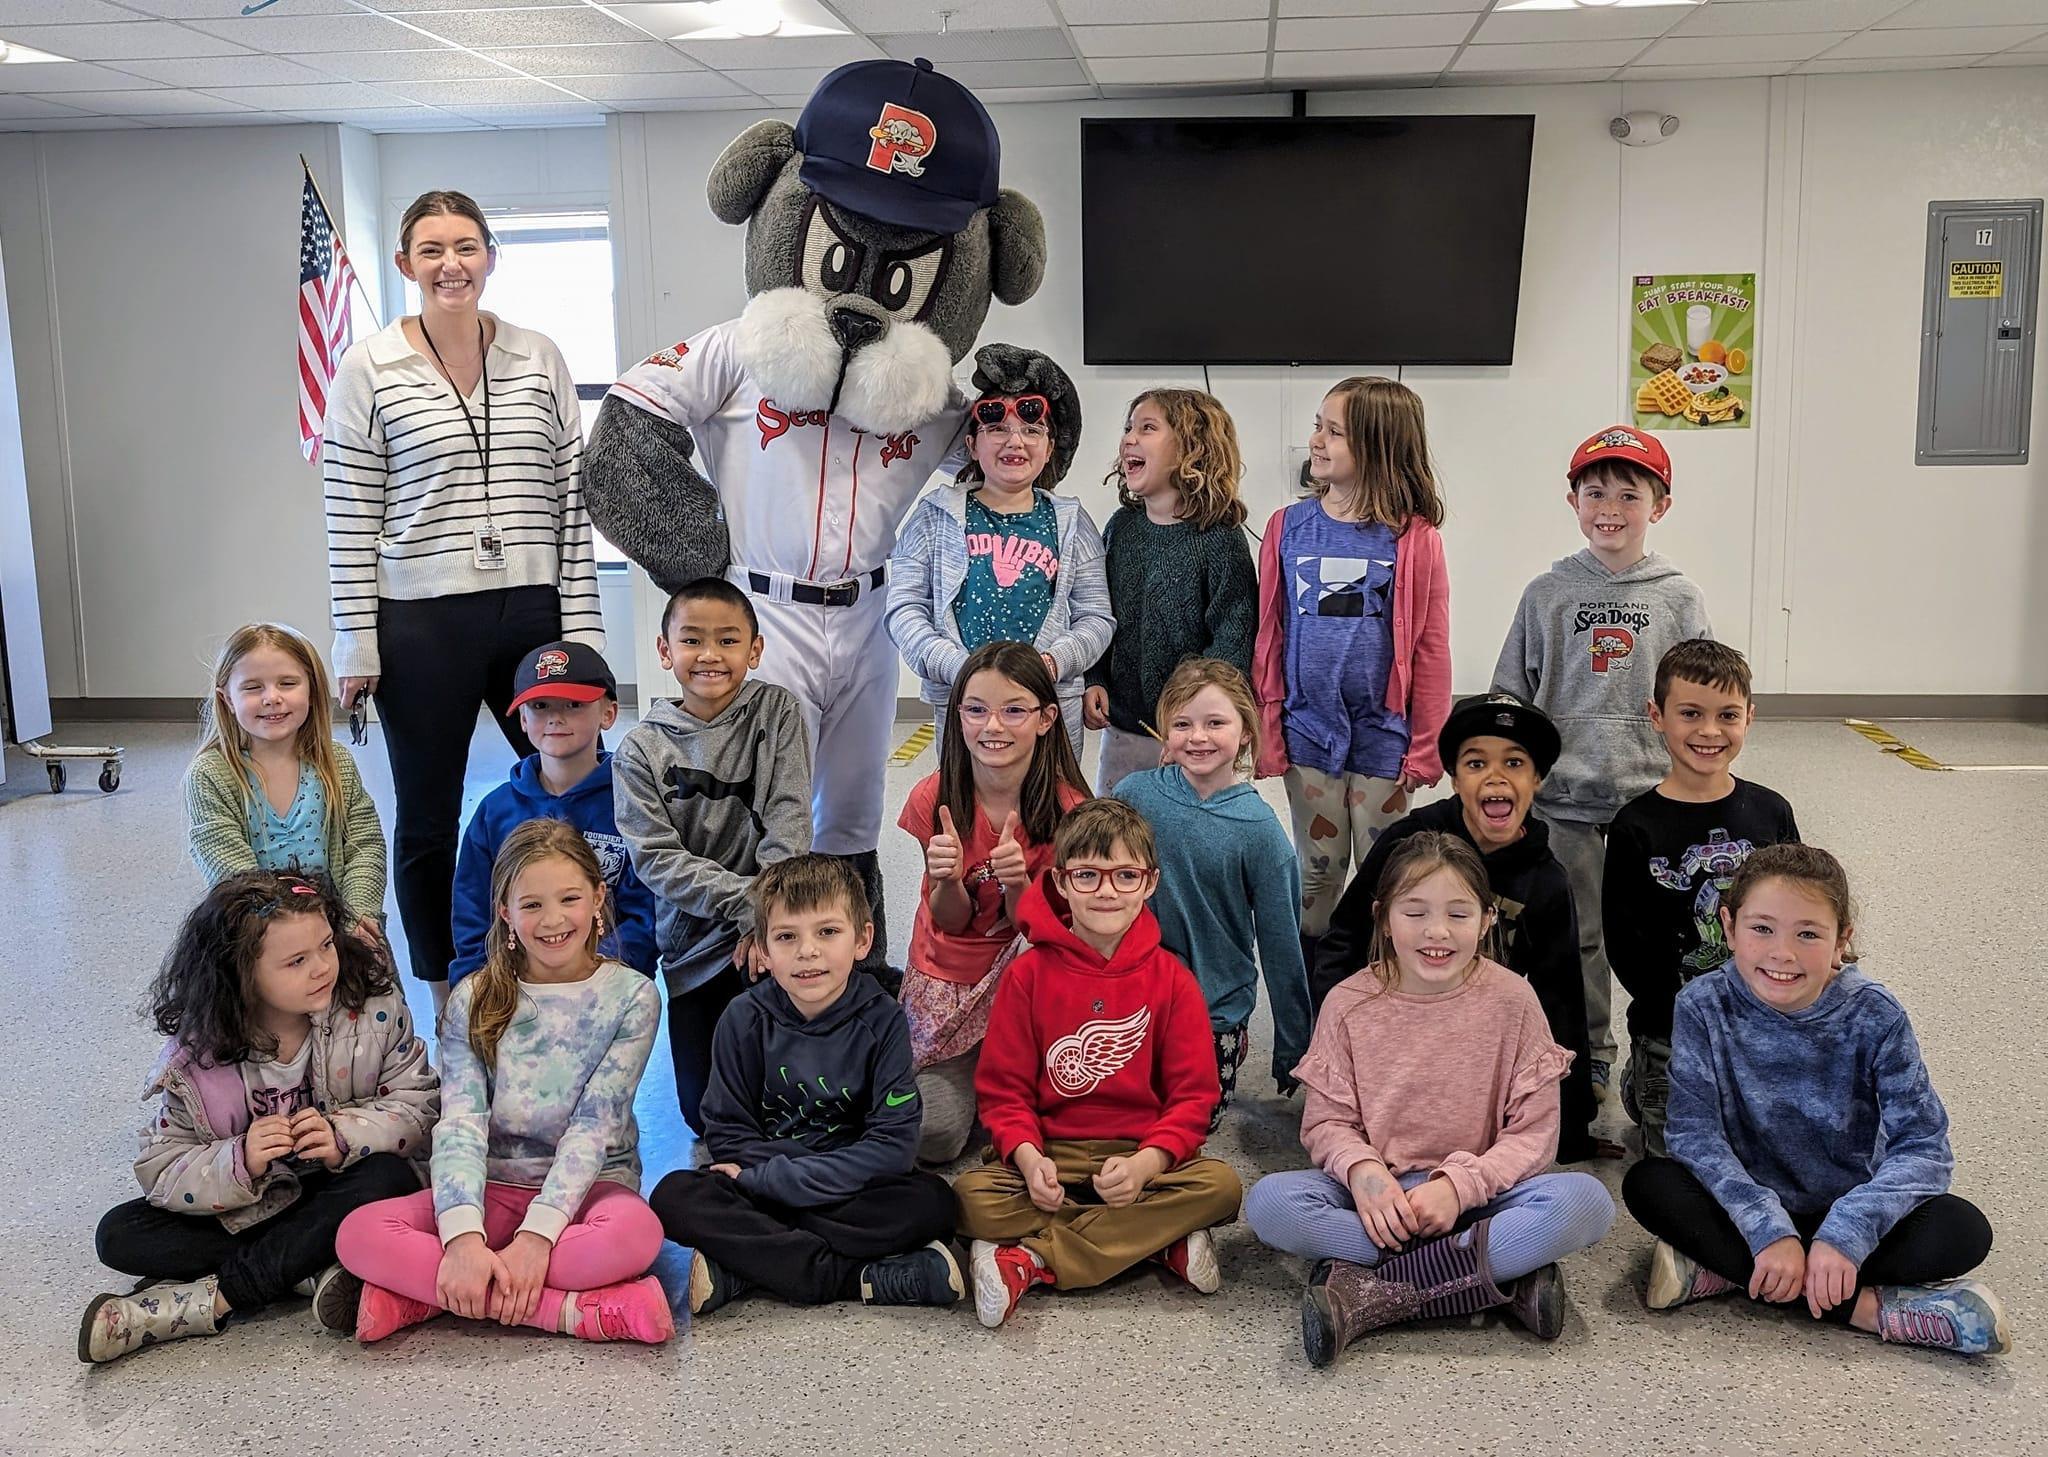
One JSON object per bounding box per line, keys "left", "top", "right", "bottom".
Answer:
{"left": 1630, "top": 273, "right": 1756, "bottom": 430}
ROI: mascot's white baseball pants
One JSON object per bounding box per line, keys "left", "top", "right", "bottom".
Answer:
{"left": 737, "top": 571, "right": 898, "bottom": 855}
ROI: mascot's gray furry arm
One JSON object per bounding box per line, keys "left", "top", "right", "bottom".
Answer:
{"left": 583, "top": 74, "right": 1058, "bottom": 594}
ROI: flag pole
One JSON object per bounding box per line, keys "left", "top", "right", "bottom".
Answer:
{"left": 299, "top": 153, "right": 382, "bottom": 329}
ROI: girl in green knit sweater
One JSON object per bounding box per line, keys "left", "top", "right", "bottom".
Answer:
{"left": 184, "top": 623, "right": 387, "bottom": 938}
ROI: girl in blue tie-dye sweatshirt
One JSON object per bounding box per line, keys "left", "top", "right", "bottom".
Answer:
{"left": 336, "top": 820, "right": 672, "bottom": 1345}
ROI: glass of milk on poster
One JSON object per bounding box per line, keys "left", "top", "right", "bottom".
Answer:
{"left": 1686, "top": 304, "right": 1713, "bottom": 357}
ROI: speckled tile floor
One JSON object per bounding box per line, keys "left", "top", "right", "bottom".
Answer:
{"left": 3, "top": 713, "right": 2041, "bottom": 1456}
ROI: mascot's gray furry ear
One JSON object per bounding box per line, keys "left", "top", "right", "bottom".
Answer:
{"left": 987, "top": 189, "right": 1045, "bottom": 308}
{"left": 708, "top": 119, "right": 797, "bottom": 226}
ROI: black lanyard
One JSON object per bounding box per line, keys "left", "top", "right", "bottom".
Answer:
{"left": 422, "top": 319, "right": 492, "bottom": 517}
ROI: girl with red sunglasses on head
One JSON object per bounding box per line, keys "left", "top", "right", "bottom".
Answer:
{"left": 886, "top": 362, "right": 1112, "bottom": 760}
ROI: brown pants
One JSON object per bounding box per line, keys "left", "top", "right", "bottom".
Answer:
{"left": 953, "top": 1139, "right": 1242, "bottom": 1290}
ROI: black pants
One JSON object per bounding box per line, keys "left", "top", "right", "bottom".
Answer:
{"left": 1623, "top": 1157, "right": 1992, "bottom": 1323}
{"left": 650, "top": 1167, "right": 955, "bottom": 1305}
{"left": 94, "top": 1153, "right": 418, "bottom": 1313}
{"left": 667, "top": 963, "right": 745, "bottom": 1136}
{"left": 376, "top": 586, "right": 560, "bottom": 983}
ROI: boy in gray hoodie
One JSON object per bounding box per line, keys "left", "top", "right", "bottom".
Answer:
{"left": 614, "top": 577, "right": 812, "bottom": 1135}
{"left": 1492, "top": 426, "right": 1710, "bottom": 1100}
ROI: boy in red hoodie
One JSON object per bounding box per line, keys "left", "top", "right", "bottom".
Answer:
{"left": 956, "top": 799, "right": 1243, "bottom": 1328}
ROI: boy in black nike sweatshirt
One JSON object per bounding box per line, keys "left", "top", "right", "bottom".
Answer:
{"left": 649, "top": 855, "right": 961, "bottom": 1315}
{"left": 1314, "top": 693, "right": 1607, "bottom": 1163}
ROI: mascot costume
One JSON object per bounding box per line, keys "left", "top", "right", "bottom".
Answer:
{"left": 584, "top": 58, "right": 1073, "bottom": 985}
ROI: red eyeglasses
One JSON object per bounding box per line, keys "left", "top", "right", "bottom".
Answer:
{"left": 973, "top": 394, "right": 1050, "bottom": 429}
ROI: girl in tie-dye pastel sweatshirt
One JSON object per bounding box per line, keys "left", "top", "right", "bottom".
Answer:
{"left": 336, "top": 820, "right": 673, "bottom": 1345}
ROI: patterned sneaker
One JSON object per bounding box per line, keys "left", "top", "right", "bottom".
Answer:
{"left": 354, "top": 1282, "right": 439, "bottom": 1343}
{"left": 1152, "top": 1229, "right": 1222, "bottom": 1294}
{"left": 970, "top": 1240, "right": 1051, "bottom": 1329}
{"left": 1874, "top": 1280, "right": 2010, "bottom": 1357}
{"left": 570, "top": 1276, "right": 676, "bottom": 1344}
{"left": 686, "top": 1249, "right": 753, "bottom": 1317}
{"left": 1503, "top": 1264, "right": 1567, "bottom": 1340}
{"left": 79, "top": 1277, "right": 221, "bottom": 1364}
{"left": 310, "top": 1263, "right": 363, "bottom": 1334}
{"left": 859, "top": 1242, "right": 964, "bottom": 1307}
{"left": 1645, "top": 1240, "right": 1737, "bottom": 1311}
{"left": 1590, "top": 1059, "right": 1612, "bottom": 1105}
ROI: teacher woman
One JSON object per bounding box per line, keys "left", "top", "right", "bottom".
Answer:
{"left": 322, "top": 189, "right": 604, "bottom": 1016}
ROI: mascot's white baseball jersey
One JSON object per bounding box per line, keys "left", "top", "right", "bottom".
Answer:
{"left": 609, "top": 321, "right": 968, "bottom": 853}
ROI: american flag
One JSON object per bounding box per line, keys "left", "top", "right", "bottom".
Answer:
{"left": 298, "top": 171, "right": 356, "bottom": 463}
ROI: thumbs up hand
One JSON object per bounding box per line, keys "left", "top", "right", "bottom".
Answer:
{"left": 925, "top": 804, "right": 965, "bottom": 883}
{"left": 990, "top": 811, "right": 1030, "bottom": 893}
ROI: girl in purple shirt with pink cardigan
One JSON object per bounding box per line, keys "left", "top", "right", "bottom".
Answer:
{"left": 1252, "top": 377, "right": 1453, "bottom": 982}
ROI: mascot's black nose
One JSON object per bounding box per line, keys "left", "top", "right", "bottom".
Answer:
{"left": 830, "top": 307, "right": 885, "bottom": 351}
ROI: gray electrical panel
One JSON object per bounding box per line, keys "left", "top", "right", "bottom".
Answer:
{"left": 1916, "top": 198, "right": 2040, "bottom": 466}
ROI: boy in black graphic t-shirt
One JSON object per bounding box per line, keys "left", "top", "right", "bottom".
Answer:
{"left": 1604, "top": 641, "right": 1798, "bottom": 1157}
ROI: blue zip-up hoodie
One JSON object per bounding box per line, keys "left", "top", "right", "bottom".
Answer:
{"left": 1667, "top": 962, "right": 1954, "bottom": 1266}
{"left": 448, "top": 752, "right": 657, "bottom": 986}
{"left": 1111, "top": 765, "right": 1309, "bottom": 1084}
{"left": 701, "top": 971, "right": 923, "bottom": 1208}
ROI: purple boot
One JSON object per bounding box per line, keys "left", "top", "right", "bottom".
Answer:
{"left": 1302, "top": 1219, "right": 1510, "bottom": 1367}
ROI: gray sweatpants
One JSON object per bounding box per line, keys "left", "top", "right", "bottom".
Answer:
{"left": 1540, "top": 814, "right": 1617, "bottom": 1067}
{"left": 915, "top": 1047, "right": 980, "bottom": 1166}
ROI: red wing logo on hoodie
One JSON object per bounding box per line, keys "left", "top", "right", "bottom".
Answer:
{"left": 1046, "top": 1006, "right": 1150, "bottom": 1098}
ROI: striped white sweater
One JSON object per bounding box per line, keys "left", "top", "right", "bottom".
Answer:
{"left": 322, "top": 315, "right": 604, "bottom": 679}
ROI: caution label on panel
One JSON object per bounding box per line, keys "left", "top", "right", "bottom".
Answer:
{"left": 1949, "top": 260, "right": 2004, "bottom": 299}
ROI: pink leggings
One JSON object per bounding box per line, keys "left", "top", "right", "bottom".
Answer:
{"left": 335, "top": 1180, "right": 664, "bottom": 1333}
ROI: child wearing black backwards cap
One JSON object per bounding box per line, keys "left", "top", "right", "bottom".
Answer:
{"left": 1316, "top": 692, "right": 1610, "bottom": 1162}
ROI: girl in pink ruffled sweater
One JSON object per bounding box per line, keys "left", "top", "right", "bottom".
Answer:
{"left": 1245, "top": 832, "right": 1613, "bottom": 1367}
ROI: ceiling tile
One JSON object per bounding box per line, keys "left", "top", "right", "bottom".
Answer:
{"left": 917, "top": 57, "right": 1086, "bottom": 85}
{"left": 1620, "top": 60, "right": 1801, "bottom": 76}
{"left": 1636, "top": 31, "right": 1842, "bottom": 62}
{"left": 871, "top": 28, "right": 1074, "bottom": 62}
{"left": 1055, "top": 0, "right": 1267, "bottom": 21}
{"left": 0, "top": 113, "right": 142, "bottom": 126}
{"left": 127, "top": 111, "right": 308, "bottom": 124}
{"left": 98, "top": 0, "right": 356, "bottom": 12}
{"left": 1443, "top": 65, "right": 1620, "bottom": 83}
{"left": 52, "top": 85, "right": 255, "bottom": 113}
{"left": 480, "top": 42, "right": 705, "bottom": 75}
{"left": 2016, "top": 31, "right": 2048, "bottom": 49}
{"left": 1273, "top": 44, "right": 1456, "bottom": 77}
{"left": 310, "top": 49, "right": 515, "bottom": 81}
{"left": 0, "top": 0, "right": 136, "bottom": 22}
{"left": 288, "top": 105, "right": 477, "bottom": 125}
{"left": 1473, "top": 7, "right": 1688, "bottom": 42}
{"left": 1281, "top": 0, "right": 1487, "bottom": 13}
{"left": 0, "top": 61, "right": 168, "bottom": 91}
{"left": 1450, "top": 37, "right": 1646, "bottom": 68}
{"left": 714, "top": 64, "right": 839, "bottom": 93}
{"left": 1796, "top": 54, "right": 1977, "bottom": 70}
{"left": 1275, "top": 13, "right": 1477, "bottom": 47}
{"left": 184, "top": 12, "right": 455, "bottom": 51}
{"left": 0, "top": 92, "right": 86, "bottom": 117}
{"left": 99, "top": 54, "right": 336, "bottom": 86}
{"left": 545, "top": 69, "right": 745, "bottom": 98}
{"left": 977, "top": 84, "right": 1099, "bottom": 100}
{"left": 1826, "top": 23, "right": 2045, "bottom": 55}
{"left": 384, "top": 74, "right": 583, "bottom": 103}
{"left": 1669, "top": 0, "right": 1911, "bottom": 36}
{"left": 407, "top": 6, "right": 647, "bottom": 46}
{"left": 1086, "top": 52, "right": 1268, "bottom": 82}
{"left": 607, "top": 94, "right": 766, "bottom": 109}
{"left": 0, "top": 20, "right": 251, "bottom": 59}
{"left": 365, "top": 0, "right": 607, "bottom": 9}
{"left": 196, "top": 79, "right": 410, "bottom": 107}
{"left": 448, "top": 100, "right": 604, "bottom": 122}
{"left": 826, "top": 0, "right": 1061, "bottom": 26}
{"left": 1974, "top": 51, "right": 2048, "bottom": 64}
{"left": 1070, "top": 20, "right": 1269, "bottom": 56}
{"left": 1880, "top": 0, "right": 2048, "bottom": 26}
{"left": 672, "top": 34, "right": 885, "bottom": 68}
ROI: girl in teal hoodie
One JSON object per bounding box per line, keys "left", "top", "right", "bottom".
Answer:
{"left": 1113, "top": 659, "right": 1307, "bottom": 1127}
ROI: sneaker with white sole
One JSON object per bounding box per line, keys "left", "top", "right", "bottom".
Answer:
{"left": 1152, "top": 1229, "right": 1221, "bottom": 1294}
{"left": 1875, "top": 1279, "right": 2010, "bottom": 1357}
{"left": 79, "top": 1276, "right": 221, "bottom": 1364}
{"left": 1645, "top": 1240, "right": 1737, "bottom": 1311}
{"left": 970, "top": 1239, "right": 1050, "bottom": 1328}
{"left": 859, "top": 1241, "right": 964, "bottom": 1307}
{"left": 686, "top": 1249, "right": 753, "bottom": 1317}
{"left": 310, "top": 1263, "right": 363, "bottom": 1334}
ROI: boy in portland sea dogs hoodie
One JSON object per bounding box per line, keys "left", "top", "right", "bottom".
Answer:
{"left": 1492, "top": 427, "right": 1711, "bottom": 1103}
{"left": 954, "top": 798, "right": 1242, "bottom": 1329}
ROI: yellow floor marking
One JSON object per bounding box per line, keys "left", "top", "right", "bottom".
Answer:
{"left": 1842, "top": 719, "right": 1949, "bottom": 771}
{"left": 889, "top": 722, "right": 936, "bottom": 767}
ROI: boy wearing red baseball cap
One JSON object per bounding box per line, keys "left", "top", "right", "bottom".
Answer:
{"left": 1490, "top": 427, "right": 1711, "bottom": 1106}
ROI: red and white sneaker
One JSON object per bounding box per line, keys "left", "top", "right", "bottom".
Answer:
{"left": 970, "top": 1240, "right": 1051, "bottom": 1328}
{"left": 1153, "top": 1229, "right": 1222, "bottom": 1294}
{"left": 354, "top": 1283, "right": 439, "bottom": 1344}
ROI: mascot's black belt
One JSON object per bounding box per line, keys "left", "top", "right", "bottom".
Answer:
{"left": 746, "top": 565, "right": 888, "bottom": 607}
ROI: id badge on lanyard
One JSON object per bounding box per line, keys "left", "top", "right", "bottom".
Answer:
{"left": 429, "top": 323, "right": 504, "bottom": 571}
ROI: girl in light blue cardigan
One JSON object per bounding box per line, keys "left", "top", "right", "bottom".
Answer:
{"left": 887, "top": 384, "right": 1112, "bottom": 759}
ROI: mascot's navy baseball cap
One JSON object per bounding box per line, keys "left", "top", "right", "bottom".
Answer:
{"left": 794, "top": 56, "right": 1000, "bottom": 235}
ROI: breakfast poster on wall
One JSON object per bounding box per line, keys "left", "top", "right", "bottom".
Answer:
{"left": 1630, "top": 273, "right": 1755, "bottom": 430}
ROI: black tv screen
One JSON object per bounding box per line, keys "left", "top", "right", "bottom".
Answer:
{"left": 1081, "top": 115, "right": 1536, "bottom": 367}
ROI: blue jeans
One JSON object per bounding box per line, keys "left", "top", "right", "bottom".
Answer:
{"left": 1246, "top": 1167, "right": 1614, "bottom": 1282}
